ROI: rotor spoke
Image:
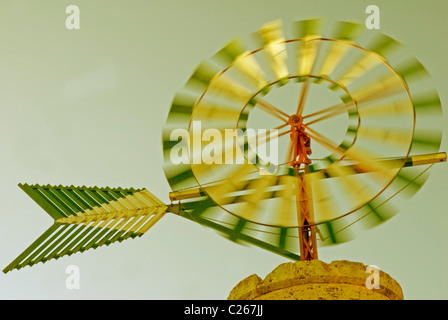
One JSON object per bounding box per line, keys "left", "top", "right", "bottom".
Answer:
{"left": 303, "top": 103, "right": 353, "bottom": 126}
{"left": 302, "top": 100, "right": 350, "bottom": 120}
{"left": 296, "top": 79, "right": 310, "bottom": 116}
{"left": 256, "top": 99, "right": 290, "bottom": 122}
{"left": 303, "top": 126, "right": 345, "bottom": 154}
{"left": 305, "top": 125, "right": 395, "bottom": 177}
{"left": 256, "top": 127, "right": 291, "bottom": 148}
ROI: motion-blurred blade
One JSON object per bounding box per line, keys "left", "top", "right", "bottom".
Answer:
{"left": 317, "top": 21, "right": 362, "bottom": 77}
{"left": 412, "top": 91, "right": 442, "bottom": 115}
{"left": 292, "top": 19, "right": 323, "bottom": 77}
{"left": 253, "top": 20, "right": 289, "bottom": 84}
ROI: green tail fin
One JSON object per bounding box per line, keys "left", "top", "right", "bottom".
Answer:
{"left": 3, "top": 184, "right": 167, "bottom": 274}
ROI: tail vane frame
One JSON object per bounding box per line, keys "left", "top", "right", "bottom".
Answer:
{"left": 3, "top": 184, "right": 167, "bottom": 274}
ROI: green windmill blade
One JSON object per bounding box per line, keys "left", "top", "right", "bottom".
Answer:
{"left": 315, "top": 21, "right": 363, "bottom": 78}
{"left": 3, "top": 184, "right": 167, "bottom": 274}
{"left": 171, "top": 194, "right": 301, "bottom": 261}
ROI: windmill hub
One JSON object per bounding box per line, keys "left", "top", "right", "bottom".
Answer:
{"left": 288, "top": 113, "right": 312, "bottom": 169}
{"left": 288, "top": 114, "right": 303, "bottom": 127}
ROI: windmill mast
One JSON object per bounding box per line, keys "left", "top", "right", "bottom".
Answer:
{"left": 288, "top": 113, "right": 318, "bottom": 261}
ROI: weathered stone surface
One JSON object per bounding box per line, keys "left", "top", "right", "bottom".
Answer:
{"left": 227, "top": 274, "right": 262, "bottom": 300}
{"left": 228, "top": 260, "right": 403, "bottom": 300}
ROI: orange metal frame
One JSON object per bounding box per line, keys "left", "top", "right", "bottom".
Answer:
{"left": 288, "top": 113, "right": 318, "bottom": 261}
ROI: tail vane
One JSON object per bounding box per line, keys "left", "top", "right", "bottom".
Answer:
{"left": 3, "top": 184, "right": 167, "bottom": 274}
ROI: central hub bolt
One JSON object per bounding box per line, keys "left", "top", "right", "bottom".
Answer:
{"left": 288, "top": 114, "right": 303, "bottom": 127}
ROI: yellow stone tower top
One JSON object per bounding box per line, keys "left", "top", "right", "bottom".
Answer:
{"left": 228, "top": 260, "right": 404, "bottom": 300}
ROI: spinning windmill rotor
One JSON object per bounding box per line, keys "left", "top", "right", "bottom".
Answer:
{"left": 3, "top": 19, "right": 446, "bottom": 274}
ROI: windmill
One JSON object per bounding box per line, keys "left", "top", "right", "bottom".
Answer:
{"left": 3, "top": 18, "right": 446, "bottom": 275}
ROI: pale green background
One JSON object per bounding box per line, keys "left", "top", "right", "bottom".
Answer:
{"left": 0, "top": 0, "right": 447, "bottom": 299}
